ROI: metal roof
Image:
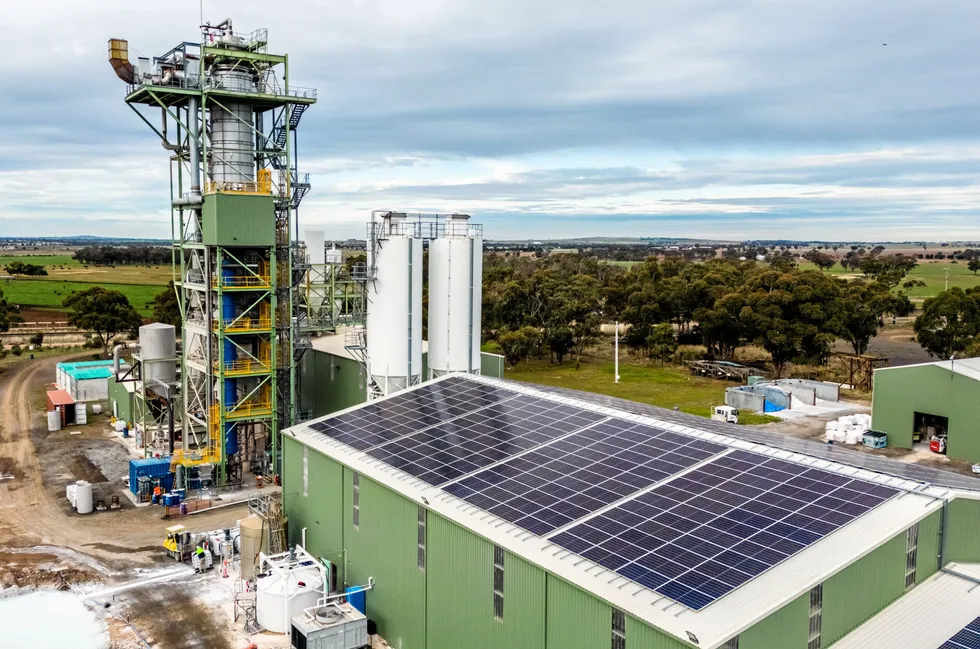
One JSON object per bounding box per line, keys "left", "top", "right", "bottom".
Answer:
{"left": 287, "top": 374, "right": 958, "bottom": 649}
{"left": 876, "top": 357, "right": 980, "bottom": 382}
{"left": 58, "top": 360, "right": 128, "bottom": 381}
{"left": 46, "top": 390, "right": 75, "bottom": 406}
{"left": 831, "top": 563, "right": 980, "bottom": 649}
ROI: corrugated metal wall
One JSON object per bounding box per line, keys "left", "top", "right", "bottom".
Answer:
{"left": 944, "top": 497, "right": 980, "bottom": 563}
{"left": 820, "top": 532, "right": 906, "bottom": 646}
{"left": 626, "top": 616, "right": 695, "bottom": 649}
{"left": 107, "top": 378, "right": 133, "bottom": 423}
{"left": 201, "top": 193, "right": 275, "bottom": 247}
{"left": 282, "top": 437, "right": 345, "bottom": 561}
{"left": 545, "top": 575, "right": 610, "bottom": 649}
{"left": 343, "top": 468, "right": 426, "bottom": 649}
{"left": 916, "top": 509, "right": 942, "bottom": 585}
{"left": 871, "top": 364, "right": 980, "bottom": 462}
{"left": 739, "top": 593, "right": 809, "bottom": 649}
{"left": 426, "top": 512, "right": 545, "bottom": 649}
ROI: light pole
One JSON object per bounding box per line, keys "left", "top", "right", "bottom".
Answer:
{"left": 614, "top": 321, "right": 621, "bottom": 383}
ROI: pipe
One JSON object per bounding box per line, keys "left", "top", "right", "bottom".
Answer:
{"left": 172, "top": 196, "right": 204, "bottom": 207}
{"left": 112, "top": 345, "right": 124, "bottom": 375}
{"left": 302, "top": 527, "right": 307, "bottom": 550}
{"left": 188, "top": 97, "right": 201, "bottom": 195}
{"left": 160, "top": 108, "right": 180, "bottom": 152}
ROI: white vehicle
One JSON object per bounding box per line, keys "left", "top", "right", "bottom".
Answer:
{"left": 712, "top": 406, "right": 739, "bottom": 424}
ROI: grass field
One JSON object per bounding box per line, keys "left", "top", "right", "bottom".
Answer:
{"left": 798, "top": 259, "right": 980, "bottom": 298}
{"left": 505, "top": 357, "right": 779, "bottom": 425}
{"left": 0, "top": 278, "right": 161, "bottom": 316}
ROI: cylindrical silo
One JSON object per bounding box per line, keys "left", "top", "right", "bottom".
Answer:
{"left": 139, "top": 323, "right": 177, "bottom": 384}
{"left": 366, "top": 223, "right": 423, "bottom": 396}
{"left": 210, "top": 66, "right": 255, "bottom": 184}
{"left": 428, "top": 215, "right": 483, "bottom": 377}
{"left": 305, "top": 229, "right": 325, "bottom": 265}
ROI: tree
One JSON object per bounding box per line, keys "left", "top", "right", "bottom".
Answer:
{"left": 969, "top": 259, "right": 980, "bottom": 275}
{"left": 63, "top": 287, "right": 143, "bottom": 356}
{"left": 151, "top": 281, "right": 182, "bottom": 328}
{"left": 498, "top": 327, "right": 543, "bottom": 366}
{"left": 3, "top": 261, "right": 47, "bottom": 276}
{"left": 29, "top": 332, "right": 43, "bottom": 348}
{"left": 838, "top": 281, "right": 912, "bottom": 355}
{"left": 913, "top": 288, "right": 980, "bottom": 359}
{"left": 803, "top": 250, "right": 836, "bottom": 271}
{"left": 546, "top": 326, "right": 574, "bottom": 364}
{"left": 647, "top": 323, "right": 677, "bottom": 366}
{"left": 0, "top": 288, "right": 20, "bottom": 333}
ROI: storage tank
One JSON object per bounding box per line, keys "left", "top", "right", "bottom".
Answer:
{"left": 47, "top": 410, "right": 61, "bottom": 432}
{"left": 428, "top": 214, "right": 483, "bottom": 377}
{"left": 305, "top": 229, "right": 326, "bottom": 265}
{"left": 75, "top": 480, "right": 94, "bottom": 515}
{"left": 256, "top": 565, "right": 324, "bottom": 633}
{"left": 239, "top": 515, "right": 266, "bottom": 580}
{"left": 366, "top": 216, "right": 423, "bottom": 396}
{"left": 140, "top": 323, "right": 177, "bottom": 384}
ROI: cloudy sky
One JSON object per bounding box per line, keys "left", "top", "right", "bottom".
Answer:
{"left": 3, "top": 0, "right": 980, "bottom": 241}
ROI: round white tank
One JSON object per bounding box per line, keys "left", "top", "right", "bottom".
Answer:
{"left": 428, "top": 218, "right": 483, "bottom": 377}
{"left": 47, "top": 410, "right": 61, "bottom": 432}
{"left": 140, "top": 323, "right": 177, "bottom": 384}
{"left": 75, "top": 480, "right": 94, "bottom": 515}
{"left": 256, "top": 566, "right": 324, "bottom": 633}
{"left": 305, "top": 229, "right": 326, "bottom": 265}
{"left": 367, "top": 233, "right": 423, "bottom": 395}
{"left": 239, "top": 515, "right": 265, "bottom": 581}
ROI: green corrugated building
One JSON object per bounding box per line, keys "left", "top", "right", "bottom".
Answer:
{"left": 107, "top": 375, "right": 135, "bottom": 425}
{"left": 283, "top": 374, "right": 980, "bottom": 649}
{"left": 871, "top": 358, "right": 980, "bottom": 463}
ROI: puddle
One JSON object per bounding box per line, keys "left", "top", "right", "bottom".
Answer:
{"left": 0, "top": 590, "right": 107, "bottom": 649}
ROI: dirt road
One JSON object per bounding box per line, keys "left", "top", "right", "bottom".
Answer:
{"left": 0, "top": 353, "right": 244, "bottom": 573}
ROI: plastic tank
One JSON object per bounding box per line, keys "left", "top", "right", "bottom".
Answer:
{"left": 366, "top": 223, "right": 423, "bottom": 395}
{"left": 305, "top": 229, "right": 326, "bottom": 265}
{"left": 428, "top": 215, "right": 483, "bottom": 377}
{"left": 47, "top": 410, "right": 61, "bottom": 432}
{"left": 256, "top": 566, "right": 324, "bottom": 633}
{"left": 239, "top": 515, "right": 265, "bottom": 580}
{"left": 140, "top": 323, "right": 177, "bottom": 384}
{"left": 75, "top": 480, "right": 94, "bottom": 514}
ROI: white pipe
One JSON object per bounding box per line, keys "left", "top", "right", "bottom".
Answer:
{"left": 301, "top": 527, "right": 307, "bottom": 549}
{"left": 113, "top": 345, "right": 124, "bottom": 376}
{"left": 614, "top": 321, "right": 620, "bottom": 383}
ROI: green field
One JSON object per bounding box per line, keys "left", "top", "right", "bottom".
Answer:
{"left": 0, "top": 254, "right": 172, "bottom": 287}
{"left": 0, "top": 278, "right": 161, "bottom": 316}
{"left": 799, "top": 260, "right": 980, "bottom": 298}
{"left": 505, "top": 358, "right": 779, "bottom": 425}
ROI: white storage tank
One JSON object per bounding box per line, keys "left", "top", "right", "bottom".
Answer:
{"left": 47, "top": 410, "right": 61, "bottom": 432}
{"left": 428, "top": 214, "right": 483, "bottom": 377}
{"left": 256, "top": 565, "right": 324, "bottom": 634}
{"left": 305, "top": 229, "right": 326, "bottom": 265}
{"left": 366, "top": 215, "right": 423, "bottom": 396}
{"left": 140, "top": 323, "right": 177, "bottom": 384}
{"left": 75, "top": 480, "right": 94, "bottom": 514}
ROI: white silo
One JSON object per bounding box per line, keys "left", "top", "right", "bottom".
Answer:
{"left": 140, "top": 323, "right": 177, "bottom": 384}
{"left": 366, "top": 214, "right": 423, "bottom": 397}
{"left": 428, "top": 214, "right": 483, "bottom": 377}
{"left": 305, "top": 229, "right": 325, "bottom": 265}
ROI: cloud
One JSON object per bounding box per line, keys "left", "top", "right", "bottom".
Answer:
{"left": 3, "top": 0, "right": 980, "bottom": 239}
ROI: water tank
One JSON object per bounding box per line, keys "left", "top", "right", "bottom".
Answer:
{"left": 256, "top": 565, "right": 324, "bottom": 633}
{"left": 305, "top": 229, "right": 326, "bottom": 265}
{"left": 240, "top": 515, "right": 266, "bottom": 581}
{"left": 140, "top": 323, "right": 177, "bottom": 384}
{"left": 428, "top": 215, "right": 483, "bottom": 377}
{"left": 47, "top": 410, "right": 61, "bottom": 432}
{"left": 366, "top": 225, "right": 423, "bottom": 396}
{"left": 75, "top": 480, "right": 94, "bottom": 514}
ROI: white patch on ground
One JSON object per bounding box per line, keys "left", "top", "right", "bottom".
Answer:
{"left": 0, "top": 590, "right": 108, "bottom": 649}
{"left": 4, "top": 545, "right": 114, "bottom": 575}
{"left": 768, "top": 397, "right": 867, "bottom": 420}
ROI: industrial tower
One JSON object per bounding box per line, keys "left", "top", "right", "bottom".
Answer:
{"left": 109, "top": 19, "right": 316, "bottom": 484}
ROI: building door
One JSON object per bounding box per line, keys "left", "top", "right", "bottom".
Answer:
{"left": 913, "top": 411, "right": 948, "bottom": 443}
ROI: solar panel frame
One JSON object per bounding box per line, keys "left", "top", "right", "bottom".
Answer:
{"left": 940, "top": 617, "right": 980, "bottom": 649}
{"left": 442, "top": 419, "right": 727, "bottom": 536}
{"left": 550, "top": 450, "right": 899, "bottom": 610}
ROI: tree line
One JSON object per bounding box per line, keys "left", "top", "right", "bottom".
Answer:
{"left": 482, "top": 254, "right": 916, "bottom": 376}
{"left": 3, "top": 261, "right": 47, "bottom": 276}
{"left": 72, "top": 245, "right": 171, "bottom": 266}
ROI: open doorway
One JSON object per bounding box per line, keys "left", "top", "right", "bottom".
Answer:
{"left": 913, "top": 411, "right": 948, "bottom": 451}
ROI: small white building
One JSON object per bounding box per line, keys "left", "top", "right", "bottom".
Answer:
{"left": 56, "top": 360, "right": 129, "bottom": 402}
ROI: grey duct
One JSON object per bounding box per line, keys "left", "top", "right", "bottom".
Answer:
{"left": 188, "top": 97, "right": 201, "bottom": 195}
{"left": 112, "top": 345, "right": 124, "bottom": 375}
{"left": 159, "top": 108, "right": 179, "bottom": 152}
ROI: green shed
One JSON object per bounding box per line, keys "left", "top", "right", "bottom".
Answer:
{"left": 107, "top": 375, "right": 135, "bottom": 424}
{"left": 871, "top": 358, "right": 980, "bottom": 463}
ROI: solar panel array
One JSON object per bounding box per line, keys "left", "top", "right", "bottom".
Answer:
{"left": 442, "top": 419, "right": 726, "bottom": 535}
{"left": 308, "top": 377, "right": 518, "bottom": 451}
{"left": 366, "top": 393, "right": 605, "bottom": 486}
{"left": 940, "top": 618, "right": 980, "bottom": 649}
{"left": 550, "top": 450, "right": 899, "bottom": 610}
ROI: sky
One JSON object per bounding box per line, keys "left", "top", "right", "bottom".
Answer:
{"left": 2, "top": 0, "right": 980, "bottom": 241}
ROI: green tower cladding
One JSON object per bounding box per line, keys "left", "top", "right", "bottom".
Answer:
{"left": 109, "top": 19, "right": 316, "bottom": 484}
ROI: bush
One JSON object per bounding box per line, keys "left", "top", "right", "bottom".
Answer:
{"left": 29, "top": 332, "right": 43, "bottom": 348}
{"left": 11, "top": 344, "right": 22, "bottom": 356}
{"left": 84, "top": 335, "right": 102, "bottom": 350}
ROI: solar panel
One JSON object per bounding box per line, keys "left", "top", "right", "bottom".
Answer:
{"left": 940, "top": 617, "right": 980, "bottom": 649}
{"left": 550, "top": 450, "right": 899, "bottom": 610}
{"left": 442, "top": 419, "right": 726, "bottom": 535}
{"left": 308, "top": 377, "right": 519, "bottom": 451}
{"left": 366, "top": 395, "right": 606, "bottom": 486}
